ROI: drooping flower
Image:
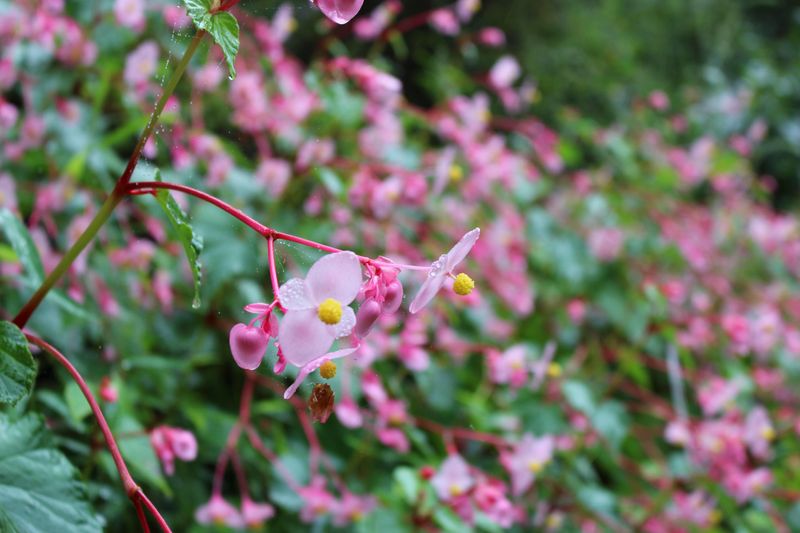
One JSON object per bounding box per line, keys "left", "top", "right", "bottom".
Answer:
{"left": 501, "top": 434, "right": 554, "bottom": 495}
{"left": 332, "top": 492, "right": 377, "bottom": 526}
{"left": 229, "top": 303, "right": 279, "bottom": 370}
{"left": 241, "top": 498, "right": 275, "bottom": 528}
{"left": 312, "top": 0, "right": 365, "bottom": 24}
{"left": 409, "top": 228, "right": 480, "bottom": 314}
{"left": 277, "top": 251, "right": 363, "bottom": 398}
{"left": 430, "top": 454, "right": 474, "bottom": 500}
{"left": 298, "top": 476, "right": 336, "bottom": 523}
{"left": 195, "top": 495, "right": 244, "bottom": 527}
{"left": 150, "top": 426, "right": 198, "bottom": 475}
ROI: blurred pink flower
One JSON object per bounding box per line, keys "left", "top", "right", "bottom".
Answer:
{"left": 298, "top": 476, "right": 336, "bottom": 522}
{"left": 241, "top": 498, "right": 275, "bottom": 528}
{"left": 195, "top": 495, "right": 244, "bottom": 527}
{"left": 431, "top": 454, "right": 474, "bottom": 500}
{"left": 114, "top": 0, "right": 145, "bottom": 32}
{"left": 587, "top": 227, "right": 624, "bottom": 262}
{"left": 124, "top": 41, "right": 159, "bottom": 88}
{"left": 501, "top": 434, "right": 554, "bottom": 495}
{"left": 429, "top": 8, "right": 460, "bottom": 35}
{"left": 333, "top": 492, "right": 377, "bottom": 525}
{"left": 150, "top": 426, "right": 198, "bottom": 475}
{"left": 312, "top": 0, "right": 365, "bottom": 25}
{"left": 697, "top": 377, "right": 739, "bottom": 416}
{"left": 489, "top": 56, "right": 521, "bottom": 89}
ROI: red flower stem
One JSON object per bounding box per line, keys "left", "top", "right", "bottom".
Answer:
{"left": 25, "top": 333, "right": 171, "bottom": 532}
{"left": 231, "top": 452, "right": 250, "bottom": 500}
{"left": 267, "top": 236, "right": 286, "bottom": 311}
{"left": 412, "top": 417, "right": 510, "bottom": 449}
{"left": 244, "top": 426, "right": 301, "bottom": 492}
{"left": 136, "top": 489, "right": 171, "bottom": 533}
{"left": 134, "top": 499, "right": 151, "bottom": 533}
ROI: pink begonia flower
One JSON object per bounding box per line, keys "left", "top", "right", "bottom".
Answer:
{"left": 409, "top": 228, "right": 480, "bottom": 314}
{"left": 429, "top": 8, "right": 460, "bottom": 35}
{"left": 124, "top": 41, "right": 159, "bottom": 88}
{"left": 114, "top": 0, "right": 146, "bottom": 32}
{"left": 278, "top": 251, "right": 363, "bottom": 398}
{"left": 255, "top": 158, "right": 292, "bottom": 197}
{"left": 333, "top": 492, "right": 377, "bottom": 525}
{"left": 473, "top": 479, "right": 516, "bottom": 528}
{"left": 487, "top": 345, "right": 528, "bottom": 388}
{"left": 456, "top": 0, "right": 481, "bottom": 22}
{"left": 195, "top": 495, "right": 244, "bottom": 527}
{"left": 430, "top": 454, "right": 474, "bottom": 500}
{"left": 298, "top": 476, "right": 336, "bottom": 522}
{"left": 162, "top": 5, "right": 191, "bottom": 30}
{"left": 334, "top": 396, "right": 363, "bottom": 428}
{"left": 697, "top": 377, "right": 739, "bottom": 416}
{"left": 664, "top": 419, "right": 691, "bottom": 446}
{"left": 312, "top": 0, "right": 365, "bottom": 24}
{"left": 665, "top": 491, "right": 718, "bottom": 528}
{"left": 501, "top": 434, "right": 554, "bottom": 496}
{"left": 478, "top": 27, "right": 506, "bottom": 47}
{"left": 229, "top": 303, "right": 279, "bottom": 371}
{"left": 587, "top": 227, "right": 624, "bottom": 262}
{"left": 489, "top": 56, "right": 521, "bottom": 89}
{"left": 743, "top": 406, "right": 774, "bottom": 459}
{"left": 150, "top": 426, "right": 198, "bottom": 475}
{"left": 241, "top": 498, "right": 275, "bottom": 528}
{"left": 724, "top": 467, "right": 772, "bottom": 503}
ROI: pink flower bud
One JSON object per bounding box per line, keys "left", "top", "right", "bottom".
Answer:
{"left": 355, "top": 299, "right": 382, "bottom": 338}
{"left": 312, "top": 0, "right": 365, "bottom": 24}
{"left": 383, "top": 280, "right": 404, "bottom": 314}
{"left": 229, "top": 323, "right": 269, "bottom": 370}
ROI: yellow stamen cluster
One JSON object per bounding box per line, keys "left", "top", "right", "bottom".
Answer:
{"left": 528, "top": 460, "right": 544, "bottom": 474}
{"left": 317, "top": 298, "right": 342, "bottom": 325}
{"left": 761, "top": 427, "right": 775, "bottom": 441}
{"left": 449, "top": 485, "right": 462, "bottom": 497}
{"left": 320, "top": 360, "right": 337, "bottom": 380}
{"left": 547, "top": 363, "right": 562, "bottom": 378}
{"left": 449, "top": 164, "right": 464, "bottom": 183}
{"left": 453, "top": 273, "right": 475, "bottom": 296}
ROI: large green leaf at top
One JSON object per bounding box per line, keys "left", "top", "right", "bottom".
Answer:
{"left": 154, "top": 175, "right": 204, "bottom": 309}
{"left": 182, "top": 0, "right": 240, "bottom": 78}
{"left": 0, "top": 413, "right": 103, "bottom": 532}
{"left": 0, "top": 321, "right": 37, "bottom": 407}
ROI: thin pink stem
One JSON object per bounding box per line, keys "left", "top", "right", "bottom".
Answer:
{"left": 25, "top": 333, "right": 171, "bottom": 531}
{"left": 231, "top": 452, "right": 251, "bottom": 500}
{"left": 125, "top": 181, "right": 270, "bottom": 237}
{"left": 137, "top": 489, "right": 171, "bottom": 533}
{"left": 244, "top": 426, "right": 301, "bottom": 491}
{"left": 267, "top": 236, "right": 285, "bottom": 311}
{"left": 134, "top": 499, "right": 151, "bottom": 533}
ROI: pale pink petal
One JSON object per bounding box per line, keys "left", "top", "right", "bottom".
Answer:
{"left": 283, "top": 346, "right": 360, "bottom": 399}
{"left": 445, "top": 228, "right": 480, "bottom": 271}
{"left": 306, "top": 251, "right": 362, "bottom": 304}
{"left": 327, "top": 305, "right": 356, "bottom": 338}
{"left": 409, "top": 271, "right": 447, "bottom": 314}
{"left": 278, "top": 309, "right": 334, "bottom": 366}
{"left": 278, "top": 278, "right": 314, "bottom": 310}
{"left": 313, "top": 0, "right": 365, "bottom": 24}
{"left": 244, "top": 302, "right": 271, "bottom": 313}
{"left": 229, "top": 323, "right": 269, "bottom": 370}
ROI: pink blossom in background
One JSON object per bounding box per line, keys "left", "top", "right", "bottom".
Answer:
{"left": 114, "top": 0, "right": 146, "bottom": 32}
{"left": 502, "top": 434, "right": 554, "bottom": 495}
{"left": 312, "top": 0, "right": 365, "bottom": 25}
{"left": 124, "top": 40, "right": 159, "bottom": 89}
{"left": 697, "top": 377, "right": 739, "bottom": 416}
{"left": 150, "top": 426, "right": 198, "bottom": 475}
{"left": 429, "top": 8, "right": 460, "bottom": 36}
{"left": 431, "top": 454, "right": 474, "bottom": 500}
{"left": 489, "top": 56, "right": 521, "bottom": 89}
{"left": 587, "top": 227, "right": 624, "bottom": 262}
{"left": 298, "top": 476, "right": 336, "bottom": 522}
{"left": 195, "top": 495, "right": 244, "bottom": 527}
{"left": 240, "top": 499, "right": 275, "bottom": 528}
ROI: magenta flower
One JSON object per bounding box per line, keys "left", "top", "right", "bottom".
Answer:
{"left": 241, "top": 498, "right": 275, "bottom": 528}
{"left": 430, "top": 454, "right": 475, "bottom": 500}
{"left": 333, "top": 492, "right": 377, "bottom": 525}
{"left": 501, "top": 434, "right": 554, "bottom": 495}
{"left": 150, "top": 426, "right": 198, "bottom": 476}
{"left": 298, "top": 476, "right": 336, "bottom": 523}
{"left": 311, "top": 0, "right": 365, "bottom": 25}
{"left": 278, "top": 251, "right": 363, "bottom": 398}
{"left": 409, "top": 228, "right": 480, "bottom": 314}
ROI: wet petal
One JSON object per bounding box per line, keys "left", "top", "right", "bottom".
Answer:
{"left": 312, "top": 0, "right": 365, "bottom": 24}
{"left": 244, "top": 302, "right": 271, "bottom": 314}
{"left": 229, "top": 323, "right": 269, "bottom": 370}
{"left": 278, "top": 278, "right": 314, "bottom": 310}
{"left": 283, "top": 346, "right": 360, "bottom": 399}
{"left": 445, "top": 228, "right": 480, "bottom": 272}
{"left": 307, "top": 251, "right": 362, "bottom": 304}
{"left": 278, "top": 309, "right": 334, "bottom": 367}
{"left": 409, "top": 270, "right": 447, "bottom": 314}
{"left": 327, "top": 305, "right": 356, "bottom": 338}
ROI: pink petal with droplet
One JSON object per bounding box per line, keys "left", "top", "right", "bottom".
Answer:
{"left": 409, "top": 271, "right": 447, "bottom": 314}
{"left": 313, "top": 0, "right": 365, "bottom": 24}
{"left": 278, "top": 309, "right": 334, "bottom": 366}
{"left": 229, "top": 323, "right": 269, "bottom": 370}
{"left": 445, "top": 228, "right": 480, "bottom": 271}
{"left": 306, "top": 251, "right": 362, "bottom": 304}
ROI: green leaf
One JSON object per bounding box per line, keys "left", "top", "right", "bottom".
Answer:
{"left": 154, "top": 174, "right": 204, "bottom": 309}
{"left": 0, "top": 321, "right": 37, "bottom": 407}
{"left": 0, "top": 413, "right": 103, "bottom": 532}
{"left": 182, "top": 0, "right": 239, "bottom": 78}
{"left": 0, "top": 208, "right": 44, "bottom": 282}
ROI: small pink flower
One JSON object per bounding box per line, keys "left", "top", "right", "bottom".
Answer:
{"left": 697, "top": 377, "right": 739, "bottom": 416}
{"left": 99, "top": 377, "right": 118, "bottom": 403}
{"left": 430, "top": 454, "right": 474, "bottom": 500}
{"left": 124, "top": 41, "right": 159, "bottom": 88}
{"left": 229, "top": 303, "right": 279, "bottom": 371}
{"left": 501, "top": 434, "right": 554, "bottom": 495}
{"left": 312, "top": 0, "right": 365, "bottom": 24}
{"left": 278, "top": 252, "right": 363, "bottom": 398}
{"left": 743, "top": 406, "right": 774, "bottom": 459}
{"left": 489, "top": 56, "right": 521, "bottom": 89}
{"left": 334, "top": 396, "right": 363, "bottom": 428}
{"left": 298, "top": 476, "right": 336, "bottom": 522}
{"left": 409, "top": 228, "right": 480, "bottom": 314}
{"left": 195, "top": 495, "right": 244, "bottom": 527}
{"left": 333, "top": 492, "right": 377, "bottom": 525}
{"left": 429, "top": 8, "right": 460, "bottom": 35}
{"left": 150, "top": 426, "right": 198, "bottom": 475}
{"left": 114, "top": 0, "right": 146, "bottom": 32}
{"left": 241, "top": 498, "right": 275, "bottom": 528}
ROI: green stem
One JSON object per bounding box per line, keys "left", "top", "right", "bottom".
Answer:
{"left": 13, "top": 30, "right": 206, "bottom": 328}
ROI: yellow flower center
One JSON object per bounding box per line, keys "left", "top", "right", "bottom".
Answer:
{"left": 449, "top": 484, "right": 462, "bottom": 497}
{"left": 317, "top": 298, "right": 342, "bottom": 325}
{"left": 547, "top": 363, "right": 562, "bottom": 378}
{"left": 761, "top": 427, "right": 775, "bottom": 441}
{"left": 320, "top": 360, "right": 337, "bottom": 380}
{"left": 528, "top": 460, "right": 544, "bottom": 473}
{"left": 453, "top": 273, "right": 475, "bottom": 296}
{"left": 449, "top": 164, "right": 464, "bottom": 183}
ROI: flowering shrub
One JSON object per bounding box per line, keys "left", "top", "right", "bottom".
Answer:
{"left": 1, "top": 1, "right": 799, "bottom": 531}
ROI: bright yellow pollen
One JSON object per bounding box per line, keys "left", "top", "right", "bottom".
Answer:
{"left": 449, "top": 164, "right": 464, "bottom": 183}
{"left": 320, "top": 360, "right": 337, "bottom": 380}
{"left": 761, "top": 427, "right": 775, "bottom": 441}
{"left": 547, "top": 363, "right": 562, "bottom": 378}
{"left": 453, "top": 273, "right": 475, "bottom": 296}
{"left": 449, "top": 485, "right": 462, "bottom": 497}
{"left": 528, "top": 460, "right": 543, "bottom": 473}
{"left": 317, "top": 298, "right": 342, "bottom": 325}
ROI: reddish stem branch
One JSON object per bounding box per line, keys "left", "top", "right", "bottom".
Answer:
{"left": 413, "top": 417, "right": 510, "bottom": 449}
{"left": 25, "top": 333, "right": 171, "bottom": 532}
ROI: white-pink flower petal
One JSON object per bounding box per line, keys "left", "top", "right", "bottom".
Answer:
{"left": 326, "top": 305, "right": 356, "bottom": 339}
{"left": 278, "top": 309, "right": 334, "bottom": 366}
{"left": 445, "top": 228, "right": 480, "bottom": 271}
{"left": 279, "top": 278, "right": 314, "bottom": 310}
{"left": 283, "top": 346, "right": 360, "bottom": 399}
{"left": 409, "top": 270, "right": 447, "bottom": 314}
{"left": 306, "top": 251, "right": 362, "bottom": 304}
